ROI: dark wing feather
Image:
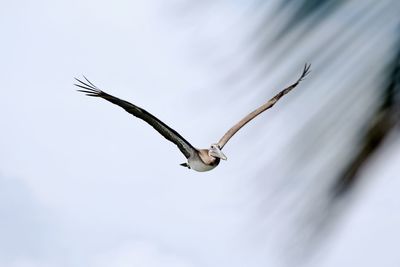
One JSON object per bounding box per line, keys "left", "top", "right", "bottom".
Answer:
{"left": 75, "top": 77, "right": 197, "bottom": 159}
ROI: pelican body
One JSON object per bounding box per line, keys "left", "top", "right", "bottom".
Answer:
{"left": 76, "top": 64, "right": 310, "bottom": 172}
{"left": 184, "top": 146, "right": 224, "bottom": 172}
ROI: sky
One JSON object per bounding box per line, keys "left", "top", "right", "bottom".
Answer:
{"left": 1, "top": 0, "right": 400, "bottom": 267}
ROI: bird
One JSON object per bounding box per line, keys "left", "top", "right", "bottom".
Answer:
{"left": 75, "top": 64, "right": 310, "bottom": 172}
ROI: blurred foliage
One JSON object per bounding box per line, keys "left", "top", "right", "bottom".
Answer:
{"left": 261, "top": 0, "right": 400, "bottom": 256}
{"left": 275, "top": 0, "right": 346, "bottom": 40}
{"left": 257, "top": 0, "right": 400, "bottom": 260}
{"left": 334, "top": 39, "right": 400, "bottom": 196}
{"left": 268, "top": 0, "right": 400, "bottom": 197}
{"left": 184, "top": 0, "right": 400, "bottom": 260}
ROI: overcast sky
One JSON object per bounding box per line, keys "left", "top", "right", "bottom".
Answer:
{"left": 1, "top": 1, "right": 400, "bottom": 267}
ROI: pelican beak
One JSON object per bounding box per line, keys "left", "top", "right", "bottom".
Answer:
{"left": 209, "top": 146, "right": 227, "bottom": 160}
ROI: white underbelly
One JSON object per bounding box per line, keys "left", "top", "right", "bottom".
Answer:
{"left": 188, "top": 158, "right": 217, "bottom": 172}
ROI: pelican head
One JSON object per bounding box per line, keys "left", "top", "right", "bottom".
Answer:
{"left": 208, "top": 144, "right": 227, "bottom": 160}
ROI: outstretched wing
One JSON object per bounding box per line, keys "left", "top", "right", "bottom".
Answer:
{"left": 75, "top": 77, "right": 197, "bottom": 159}
{"left": 217, "top": 63, "right": 311, "bottom": 149}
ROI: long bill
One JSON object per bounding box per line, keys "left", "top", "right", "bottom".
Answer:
{"left": 209, "top": 146, "right": 227, "bottom": 160}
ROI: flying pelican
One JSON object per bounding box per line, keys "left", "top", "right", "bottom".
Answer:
{"left": 76, "top": 64, "right": 310, "bottom": 172}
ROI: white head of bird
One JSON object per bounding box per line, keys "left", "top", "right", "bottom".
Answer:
{"left": 208, "top": 144, "right": 227, "bottom": 160}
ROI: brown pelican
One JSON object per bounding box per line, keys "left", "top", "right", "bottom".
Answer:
{"left": 76, "top": 64, "right": 310, "bottom": 172}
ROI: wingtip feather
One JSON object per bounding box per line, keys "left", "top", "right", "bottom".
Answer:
{"left": 298, "top": 63, "right": 311, "bottom": 82}
{"left": 75, "top": 76, "right": 103, "bottom": 97}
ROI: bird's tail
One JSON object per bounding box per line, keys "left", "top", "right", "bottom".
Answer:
{"left": 180, "top": 163, "right": 190, "bottom": 169}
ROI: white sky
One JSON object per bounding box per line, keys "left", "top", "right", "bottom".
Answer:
{"left": 1, "top": 0, "right": 399, "bottom": 267}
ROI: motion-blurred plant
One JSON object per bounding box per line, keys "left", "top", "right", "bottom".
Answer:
{"left": 183, "top": 0, "right": 400, "bottom": 260}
